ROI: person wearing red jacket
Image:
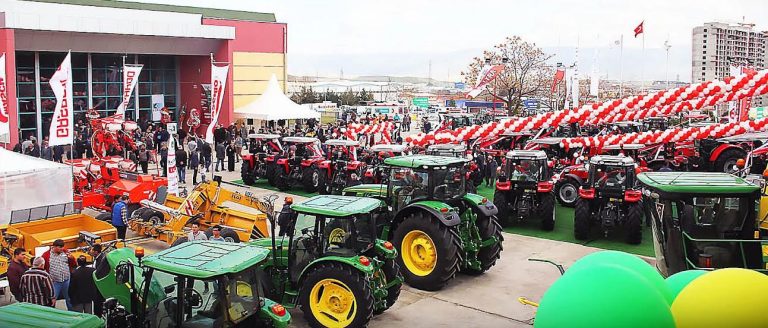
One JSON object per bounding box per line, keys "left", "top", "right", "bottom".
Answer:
{"left": 41, "top": 239, "right": 76, "bottom": 310}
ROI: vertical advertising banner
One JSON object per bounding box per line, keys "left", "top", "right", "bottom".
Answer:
{"left": 151, "top": 94, "right": 165, "bottom": 122}
{"left": 115, "top": 65, "right": 143, "bottom": 119}
{"left": 205, "top": 63, "right": 230, "bottom": 144}
{"left": 166, "top": 122, "right": 178, "bottom": 195}
{"left": 49, "top": 51, "right": 74, "bottom": 146}
{"left": 0, "top": 53, "right": 9, "bottom": 140}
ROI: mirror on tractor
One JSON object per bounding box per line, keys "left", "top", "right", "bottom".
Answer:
{"left": 115, "top": 262, "right": 132, "bottom": 284}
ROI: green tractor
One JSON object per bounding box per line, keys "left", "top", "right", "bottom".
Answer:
{"left": 93, "top": 242, "right": 291, "bottom": 328}
{"left": 249, "top": 195, "right": 403, "bottom": 328}
{"left": 344, "top": 155, "right": 504, "bottom": 291}
{"left": 638, "top": 171, "right": 768, "bottom": 277}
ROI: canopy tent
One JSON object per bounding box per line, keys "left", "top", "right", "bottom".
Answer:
{"left": 0, "top": 148, "right": 74, "bottom": 225}
{"left": 234, "top": 74, "right": 321, "bottom": 121}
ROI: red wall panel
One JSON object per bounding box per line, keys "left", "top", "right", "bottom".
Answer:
{"left": 0, "top": 29, "right": 17, "bottom": 148}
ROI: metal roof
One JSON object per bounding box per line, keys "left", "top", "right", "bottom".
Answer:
{"left": 247, "top": 133, "right": 281, "bottom": 140}
{"left": 282, "top": 136, "right": 319, "bottom": 143}
{"left": 142, "top": 241, "right": 270, "bottom": 279}
{"left": 427, "top": 144, "right": 465, "bottom": 150}
{"left": 589, "top": 155, "right": 636, "bottom": 165}
{"left": 637, "top": 172, "right": 759, "bottom": 194}
{"left": 384, "top": 155, "right": 468, "bottom": 168}
{"left": 370, "top": 144, "right": 409, "bottom": 153}
{"left": 291, "top": 195, "right": 384, "bottom": 217}
{"left": 507, "top": 150, "right": 548, "bottom": 160}
{"left": 28, "top": 0, "right": 277, "bottom": 22}
{"left": 717, "top": 132, "right": 768, "bottom": 143}
{"left": 602, "top": 144, "right": 646, "bottom": 150}
{"left": 324, "top": 139, "right": 360, "bottom": 146}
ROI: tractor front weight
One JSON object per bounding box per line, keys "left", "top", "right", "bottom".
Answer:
{"left": 459, "top": 208, "right": 483, "bottom": 271}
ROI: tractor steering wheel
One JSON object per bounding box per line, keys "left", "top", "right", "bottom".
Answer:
{"left": 184, "top": 287, "right": 204, "bottom": 309}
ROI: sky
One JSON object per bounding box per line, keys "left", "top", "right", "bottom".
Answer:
{"left": 134, "top": 0, "right": 766, "bottom": 82}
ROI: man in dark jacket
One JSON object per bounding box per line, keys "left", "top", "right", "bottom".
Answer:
{"left": 214, "top": 124, "right": 227, "bottom": 144}
{"left": 485, "top": 155, "right": 498, "bottom": 187}
{"left": 201, "top": 141, "right": 212, "bottom": 172}
{"left": 7, "top": 248, "right": 29, "bottom": 301}
{"left": 189, "top": 147, "right": 200, "bottom": 185}
{"left": 69, "top": 256, "right": 98, "bottom": 313}
{"left": 215, "top": 142, "right": 226, "bottom": 172}
{"left": 176, "top": 148, "right": 188, "bottom": 183}
{"left": 154, "top": 126, "right": 169, "bottom": 151}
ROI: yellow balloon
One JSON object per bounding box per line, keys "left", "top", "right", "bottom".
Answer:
{"left": 671, "top": 268, "right": 768, "bottom": 328}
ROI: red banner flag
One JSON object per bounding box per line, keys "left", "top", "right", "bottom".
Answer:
{"left": 466, "top": 64, "right": 505, "bottom": 98}
{"left": 552, "top": 68, "right": 565, "bottom": 93}
{"left": 634, "top": 21, "right": 644, "bottom": 38}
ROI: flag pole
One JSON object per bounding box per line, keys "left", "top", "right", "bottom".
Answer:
{"left": 641, "top": 20, "right": 646, "bottom": 94}
{"left": 619, "top": 34, "right": 624, "bottom": 98}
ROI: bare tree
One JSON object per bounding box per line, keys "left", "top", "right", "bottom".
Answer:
{"left": 462, "top": 36, "right": 553, "bottom": 115}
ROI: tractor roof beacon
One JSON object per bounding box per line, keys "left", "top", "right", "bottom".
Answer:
{"left": 343, "top": 154, "right": 504, "bottom": 291}
{"left": 574, "top": 155, "right": 645, "bottom": 244}
{"left": 494, "top": 150, "right": 556, "bottom": 230}
{"left": 638, "top": 172, "right": 767, "bottom": 277}
{"left": 94, "top": 242, "right": 291, "bottom": 328}
{"left": 249, "top": 195, "right": 403, "bottom": 328}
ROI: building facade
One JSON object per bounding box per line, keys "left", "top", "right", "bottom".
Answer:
{"left": 692, "top": 22, "right": 766, "bottom": 83}
{"left": 1, "top": 0, "right": 287, "bottom": 146}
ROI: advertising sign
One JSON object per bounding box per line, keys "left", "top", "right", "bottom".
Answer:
{"left": 151, "top": 94, "right": 165, "bottom": 122}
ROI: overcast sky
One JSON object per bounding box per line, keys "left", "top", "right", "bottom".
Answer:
{"left": 136, "top": 0, "right": 766, "bottom": 82}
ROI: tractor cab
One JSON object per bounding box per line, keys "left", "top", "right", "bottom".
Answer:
{"left": 601, "top": 144, "right": 650, "bottom": 171}
{"left": 274, "top": 137, "right": 325, "bottom": 192}
{"left": 252, "top": 195, "right": 402, "bottom": 327}
{"left": 319, "top": 139, "right": 366, "bottom": 194}
{"left": 439, "top": 113, "right": 474, "bottom": 130}
{"left": 643, "top": 117, "right": 669, "bottom": 131}
{"left": 97, "top": 242, "right": 290, "bottom": 328}
{"left": 638, "top": 172, "right": 767, "bottom": 277}
{"left": 247, "top": 133, "right": 283, "bottom": 155}
{"left": 425, "top": 143, "right": 467, "bottom": 158}
{"left": 610, "top": 121, "right": 643, "bottom": 134}
{"left": 473, "top": 131, "right": 535, "bottom": 158}
{"left": 385, "top": 155, "right": 469, "bottom": 210}
{"left": 241, "top": 134, "right": 283, "bottom": 186}
{"left": 574, "top": 155, "right": 644, "bottom": 244}
{"left": 527, "top": 137, "right": 583, "bottom": 169}
{"left": 363, "top": 144, "right": 411, "bottom": 184}
{"left": 494, "top": 150, "right": 555, "bottom": 229}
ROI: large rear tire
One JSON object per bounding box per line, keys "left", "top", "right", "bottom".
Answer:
{"left": 302, "top": 166, "right": 320, "bottom": 193}
{"left": 373, "top": 259, "right": 403, "bottom": 315}
{"left": 493, "top": 191, "right": 512, "bottom": 227}
{"left": 537, "top": 193, "right": 556, "bottom": 231}
{"left": 574, "top": 199, "right": 591, "bottom": 240}
{"left": 464, "top": 210, "right": 503, "bottom": 275}
{"left": 714, "top": 148, "right": 747, "bottom": 173}
{"left": 300, "top": 262, "right": 375, "bottom": 328}
{"left": 555, "top": 178, "right": 579, "bottom": 207}
{"left": 392, "top": 212, "right": 460, "bottom": 291}
{"left": 241, "top": 161, "right": 255, "bottom": 185}
{"left": 625, "top": 203, "right": 643, "bottom": 245}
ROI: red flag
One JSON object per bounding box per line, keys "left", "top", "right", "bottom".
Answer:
{"left": 551, "top": 68, "right": 565, "bottom": 93}
{"left": 634, "top": 21, "right": 644, "bottom": 38}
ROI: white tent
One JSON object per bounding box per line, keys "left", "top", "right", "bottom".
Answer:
{"left": 234, "top": 74, "right": 321, "bottom": 121}
{"left": 0, "top": 148, "right": 74, "bottom": 225}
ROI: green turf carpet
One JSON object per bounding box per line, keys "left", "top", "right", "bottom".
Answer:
{"left": 231, "top": 179, "right": 655, "bottom": 257}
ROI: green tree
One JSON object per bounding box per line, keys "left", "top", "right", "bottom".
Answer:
{"left": 359, "top": 88, "right": 374, "bottom": 102}
{"left": 340, "top": 89, "right": 357, "bottom": 106}
{"left": 322, "top": 89, "right": 341, "bottom": 105}
{"left": 290, "top": 86, "right": 319, "bottom": 104}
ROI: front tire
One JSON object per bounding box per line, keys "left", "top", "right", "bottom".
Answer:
{"left": 625, "top": 203, "right": 643, "bottom": 245}
{"left": 300, "top": 262, "right": 375, "bottom": 328}
{"left": 537, "top": 193, "right": 556, "bottom": 231}
{"left": 555, "top": 179, "right": 579, "bottom": 207}
{"left": 493, "top": 191, "right": 512, "bottom": 227}
{"left": 392, "top": 212, "right": 460, "bottom": 291}
{"left": 241, "top": 161, "right": 255, "bottom": 185}
{"left": 302, "top": 166, "right": 320, "bottom": 193}
{"left": 574, "top": 199, "right": 591, "bottom": 240}
{"left": 266, "top": 161, "right": 277, "bottom": 186}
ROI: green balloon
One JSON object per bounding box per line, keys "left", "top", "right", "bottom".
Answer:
{"left": 567, "top": 251, "right": 673, "bottom": 304}
{"left": 665, "top": 270, "right": 708, "bottom": 300}
{"left": 535, "top": 265, "right": 675, "bottom": 328}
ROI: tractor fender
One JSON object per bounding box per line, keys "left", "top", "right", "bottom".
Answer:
{"left": 241, "top": 154, "right": 254, "bottom": 164}
{"left": 709, "top": 144, "right": 743, "bottom": 162}
{"left": 346, "top": 161, "right": 364, "bottom": 171}
{"left": 300, "top": 159, "right": 314, "bottom": 167}
{"left": 561, "top": 173, "right": 584, "bottom": 186}
{"left": 462, "top": 193, "right": 499, "bottom": 217}
{"left": 298, "top": 257, "right": 375, "bottom": 284}
{"left": 318, "top": 160, "right": 331, "bottom": 169}
{"left": 394, "top": 202, "right": 461, "bottom": 228}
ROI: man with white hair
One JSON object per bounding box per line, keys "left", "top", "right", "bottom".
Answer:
{"left": 20, "top": 257, "right": 55, "bottom": 307}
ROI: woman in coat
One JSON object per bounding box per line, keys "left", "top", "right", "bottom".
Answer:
{"left": 226, "top": 141, "right": 236, "bottom": 172}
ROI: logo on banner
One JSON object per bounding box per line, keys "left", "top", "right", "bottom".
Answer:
{"left": 467, "top": 64, "right": 504, "bottom": 99}
{"left": 49, "top": 51, "right": 74, "bottom": 146}
{"left": 205, "top": 63, "right": 230, "bottom": 144}
{"left": 0, "top": 53, "right": 9, "bottom": 138}
{"left": 166, "top": 123, "right": 178, "bottom": 195}
{"left": 116, "top": 65, "right": 143, "bottom": 118}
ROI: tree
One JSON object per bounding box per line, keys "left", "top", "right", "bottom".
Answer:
{"left": 289, "top": 86, "right": 319, "bottom": 104}
{"left": 322, "top": 89, "right": 341, "bottom": 105}
{"left": 359, "top": 88, "right": 374, "bottom": 102}
{"left": 340, "top": 89, "right": 357, "bottom": 106}
{"left": 462, "top": 36, "right": 553, "bottom": 115}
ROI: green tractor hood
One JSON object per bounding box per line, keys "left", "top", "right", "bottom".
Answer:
{"left": 343, "top": 184, "right": 388, "bottom": 198}
{"left": 93, "top": 248, "right": 165, "bottom": 313}
{"left": 0, "top": 302, "right": 104, "bottom": 328}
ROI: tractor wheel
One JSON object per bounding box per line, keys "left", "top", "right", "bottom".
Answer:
{"left": 266, "top": 162, "right": 277, "bottom": 186}
{"left": 537, "top": 193, "right": 556, "bottom": 231}
{"left": 714, "top": 148, "right": 747, "bottom": 173}
{"left": 625, "top": 203, "right": 643, "bottom": 245}
{"left": 141, "top": 209, "right": 164, "bottom": 225}
{"left": 574, "top": 199, "right": 591, "bottom": 240}
{"left": 300, "top": 262, "right": 375, "bottom": 328}
{"left": 95, "top": 212, "right": 112, "bottom": 222}
{"left": 204, "top": 227, "right": 241, "bottom": 243}
{"left": 464, "top": 210, "right": 503, "bottom": 275}
{"left": 170, "top": 236, "right": 188, "bottom": 248}
{"left": 241, "top": 161, "right": 255, "bottom": 185}
{"left": 493, "top": 191, "right": 512, "bottom": 227}
{"left": 302, "top": 166, "right": 320, "bottom": 193}
{"left": 392, "top": 212, "right": 460, "bottom": 291}
{"left": 555, "top": 178, "right": 579, "bottom": 207}
{"left": 373, "top": 259, "right": 403, "bottom": 315}
{"left": 126, "top": 203, "right": 141, "bottom": 218}
{"left": 317, "top": 169, "right": 329, "bottom": 195}
{"left": 275, "top": 171, "right": 291, "bottom": 191}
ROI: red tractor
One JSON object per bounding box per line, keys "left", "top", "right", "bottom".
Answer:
{"left": 317, "top": 139, "right": 366, "bottom": 194}
{"left": 362, "top": 144, "right": 410, "bottom": 184}
{"left": 689, "top": 134, "right": 759, "bottom": 173}
{"left": 274, "top": 137, "right": 325, "bottom": 192}
{"left": 240, "top": 133, "right": 283, "bottom": 185}
{"left": 493, "top": 150, "right": 556, "bottom": 230}
{"left": 72, "top": 158, "right": 167, "bottom": 217}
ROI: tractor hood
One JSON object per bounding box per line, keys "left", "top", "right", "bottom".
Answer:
{"left": 0, "top": 303, "right": 103, "bottom": 328}
{"left": 343, "top": 184, "right": 388, "bottom": 198}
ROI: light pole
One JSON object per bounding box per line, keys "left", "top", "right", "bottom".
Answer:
{"left": 664, "top": 39, "right": 671, "bottom": 90}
